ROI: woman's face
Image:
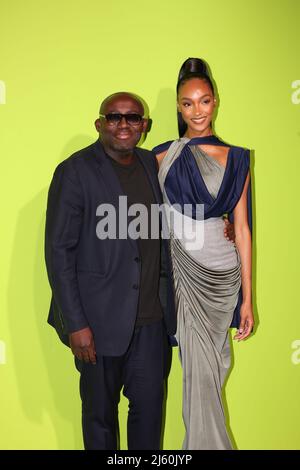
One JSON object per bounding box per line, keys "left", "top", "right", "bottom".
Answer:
{"left": 177, "top": 78, "right": 216, "bottom": 137}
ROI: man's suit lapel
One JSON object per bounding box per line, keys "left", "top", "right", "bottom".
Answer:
{"left": 92, "top": 140, "right": 124, "bottom": 207}
{"left": 135, "top": 148, "right": 162, "bottom": 204}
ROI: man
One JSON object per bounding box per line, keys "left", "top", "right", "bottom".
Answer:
{"left": 45, "top": 92, "right": 176, "bottom": 450}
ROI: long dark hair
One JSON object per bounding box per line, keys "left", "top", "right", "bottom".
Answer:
{"left": 177, "top": 58, "right": 215, "bottom": 137}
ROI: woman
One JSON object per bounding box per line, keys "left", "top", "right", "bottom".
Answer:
{"left": 153, "top": 58, "right": 254, "bottom": 450}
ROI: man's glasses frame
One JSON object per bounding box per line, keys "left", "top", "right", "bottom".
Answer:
{"left": 99, "top": 113, "right": 145, "bottom": 126}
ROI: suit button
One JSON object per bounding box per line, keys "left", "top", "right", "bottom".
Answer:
{"left": 134, "top": 257, "right": 141, "bottom": 263}
{"left": 132, "top": 284, "right": 139, "bottom": 290}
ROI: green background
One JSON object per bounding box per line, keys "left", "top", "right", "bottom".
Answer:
{"left": 1, "top": 0, "right": 300, "bottom": 449}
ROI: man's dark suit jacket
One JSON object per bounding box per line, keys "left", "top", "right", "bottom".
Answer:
{"left": 45, "top": 140, "right": 176, "bottom": 357}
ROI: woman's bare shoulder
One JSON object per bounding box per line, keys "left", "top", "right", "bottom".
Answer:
{"left": 155, "top": 150, "right": 168, "bottom": 166}
{"left": 152, "top": 140, "right": 174, "bottom": 166}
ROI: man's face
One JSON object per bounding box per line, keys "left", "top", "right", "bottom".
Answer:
{"left": 95, "top": 95, "right": 148, "bottom": 154}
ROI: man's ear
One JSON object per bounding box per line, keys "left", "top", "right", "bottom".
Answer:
{"left": 142, "top": 118, "right": 149, "bottom": 133}
{"left": 146, "top": 118, "right": 152, "bottom": 133}
{"left": 95, "top": 118, "right": 101, "bottom": 132}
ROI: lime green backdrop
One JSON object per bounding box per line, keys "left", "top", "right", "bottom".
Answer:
{"left": 1, "top": 0, "right": 300, "bottom": 450}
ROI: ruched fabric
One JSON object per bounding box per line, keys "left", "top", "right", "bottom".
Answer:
{"left": 158, "top": 139, "right": 242, "bottom": 449}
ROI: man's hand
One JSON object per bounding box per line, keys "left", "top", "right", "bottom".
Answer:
{"left": 223, "top": 218, "right": 235, "bottom": 243}
{"left": 69, "top": 327, "right": 97, "bottom": 364}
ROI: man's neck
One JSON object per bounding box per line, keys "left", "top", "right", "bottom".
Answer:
{"left": 101, "top": 142, "right": 135, "bottom": 166}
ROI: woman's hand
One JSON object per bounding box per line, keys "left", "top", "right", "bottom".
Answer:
{"left": 233, "top": 303, "right": 254, "bottom": 341}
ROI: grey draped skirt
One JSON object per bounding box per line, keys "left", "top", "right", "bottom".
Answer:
{"left": 171, "top": 217, "right": 241, "bottom": 450}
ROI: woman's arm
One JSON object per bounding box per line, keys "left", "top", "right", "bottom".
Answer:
{"left": 233, "top": 171, "right": 254, "bottom": 341}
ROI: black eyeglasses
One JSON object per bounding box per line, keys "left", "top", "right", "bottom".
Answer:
{"left": 99, "top": 113, "right": 144, "bottom": 125}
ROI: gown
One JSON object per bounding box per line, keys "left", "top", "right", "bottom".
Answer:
{"left": 153, "top": 135, "right": 251, "bottom": 450}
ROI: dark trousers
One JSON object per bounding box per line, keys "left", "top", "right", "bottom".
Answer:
{"left": 75, "top": 320, "right": 171, "bottom": 450}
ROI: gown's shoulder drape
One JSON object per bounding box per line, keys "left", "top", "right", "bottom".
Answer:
{"left": 152, "top": 140, "right": 174, "bottom": 155}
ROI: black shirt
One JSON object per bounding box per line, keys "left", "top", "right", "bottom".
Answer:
{"left": 107, "top": 153, "right": 163, "bottom": 326}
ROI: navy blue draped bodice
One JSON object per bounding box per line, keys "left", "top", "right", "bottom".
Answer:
{"left": 153, "top": 136, "right": 251, "bottom": 227}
